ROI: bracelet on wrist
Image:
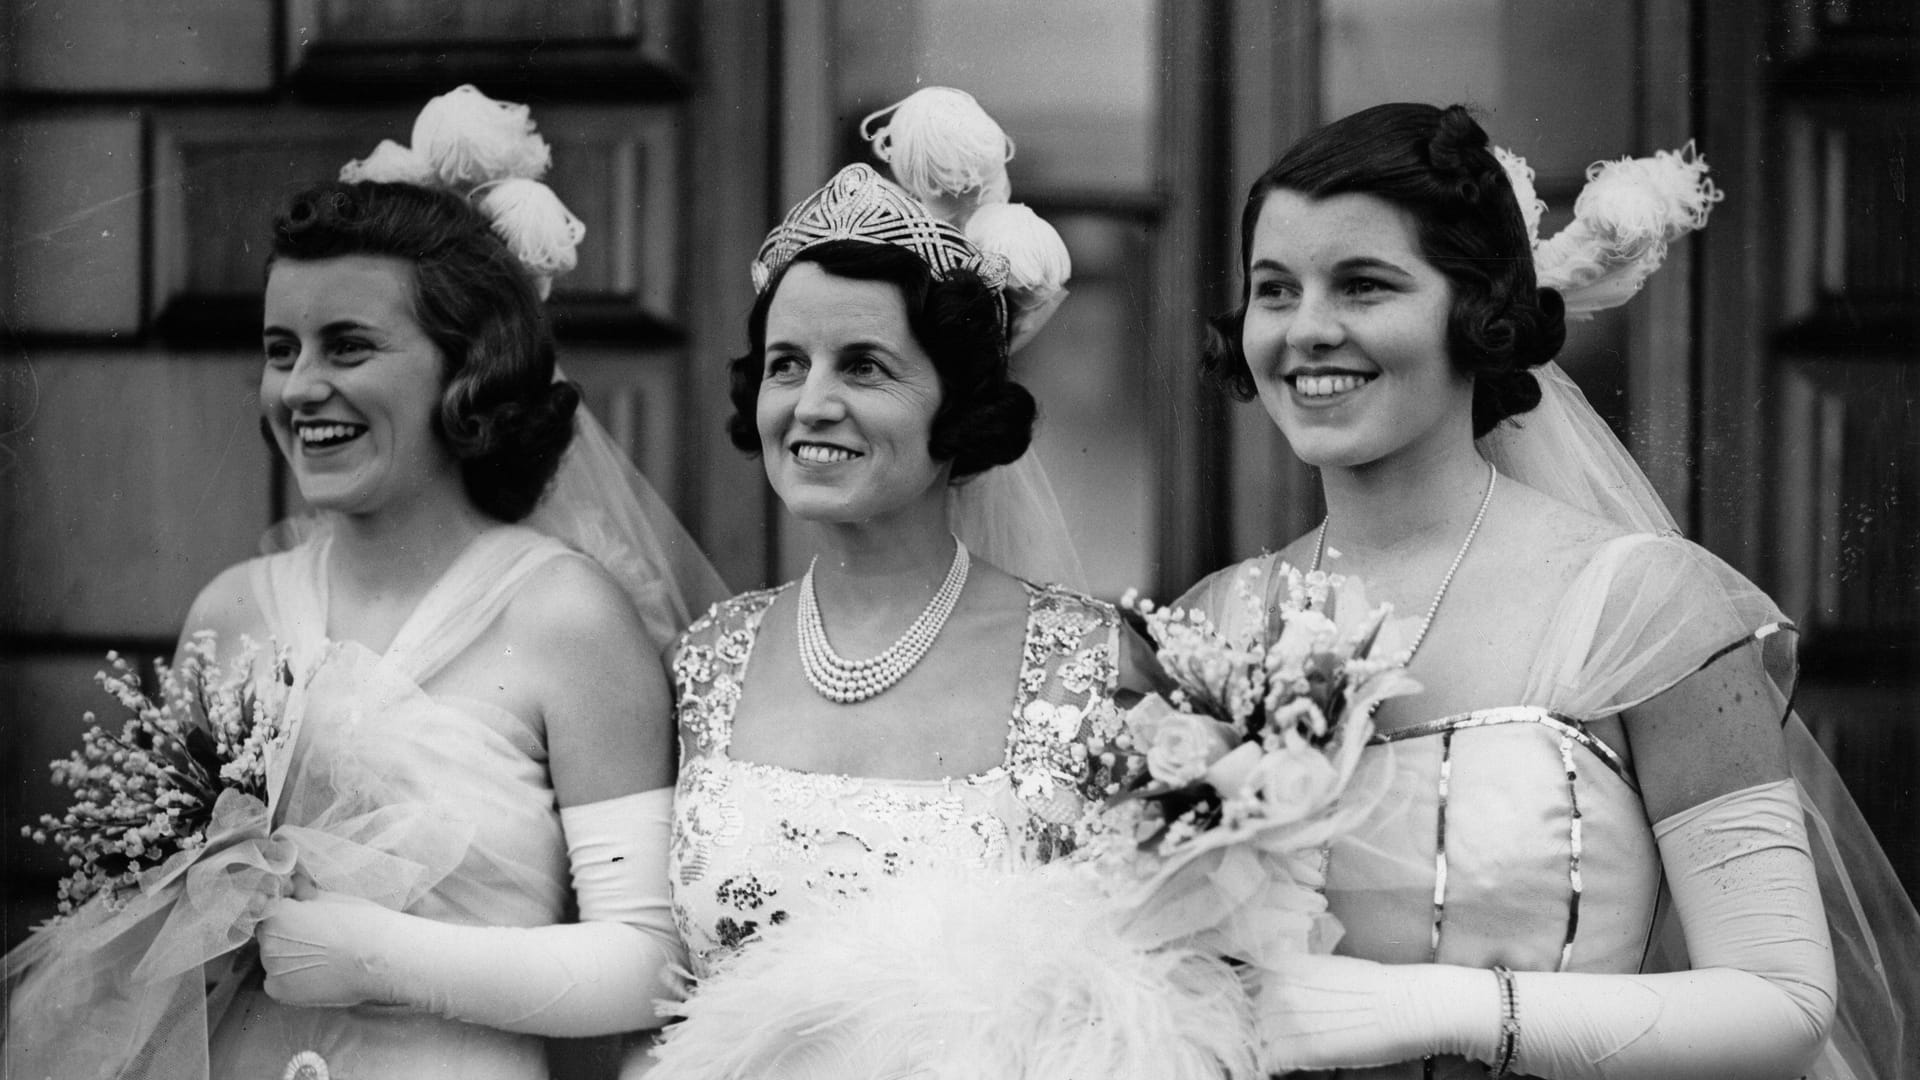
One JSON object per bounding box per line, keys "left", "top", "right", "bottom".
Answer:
{"left": 1490, "top": 965, "right": 1521, "bottom": 1077}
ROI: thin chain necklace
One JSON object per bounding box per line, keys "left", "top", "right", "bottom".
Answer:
{"left": 798, "top": 537, "right": 970, "bottom": 703}
{"left": 1311, "top": 460, "right": 1496, "bottom": 665}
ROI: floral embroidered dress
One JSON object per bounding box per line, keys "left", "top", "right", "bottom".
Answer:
{"left": 1181, "top": 533, "right": 1918, "bottom": 1080}
{"left": 668, "top": 582, "right": 1123, "bottom": 979}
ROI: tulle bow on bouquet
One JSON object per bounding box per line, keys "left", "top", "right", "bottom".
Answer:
{"left": 1082, "top": 563, "right": 1416, "bottom": 969}
{"left": 5, "top": 633, "right": 299, "bottom": 1078}
{"left": 5, "top": 636, "right": 467, "bottom": 1080}
{"left": 23, "top": 631, "right": 294, "bottom": 917}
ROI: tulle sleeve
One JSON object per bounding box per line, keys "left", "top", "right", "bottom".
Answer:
{"left": 948, "top": 448, "right": 1089, "bottom": 592}
{"left": 527, "top": 399, "right": 732, "bottom": 659}
{"left": 1523, "top": 533, "right": 1796, "bottom": 719}
{"left": 1545, "top": 534, "right": 1920, "bottom": 1080}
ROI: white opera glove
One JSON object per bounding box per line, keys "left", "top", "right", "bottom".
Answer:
{"left": 1254, "top": 953, "right": 1501, "bottom": 1070}
{"left": 1255, "top": 779, "right": 1836, "bottom": 1079}
{"left": 259, "top": 787, "right": 685, "bottom": 1037}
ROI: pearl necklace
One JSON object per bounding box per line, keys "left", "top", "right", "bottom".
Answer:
{"left": 798, "top": 538, "right": 970, "bottom": 703}
{"left": 1311, "top": 460, "right": 1496, "bottom": 665}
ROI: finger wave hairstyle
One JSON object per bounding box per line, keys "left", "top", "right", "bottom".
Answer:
{"left": 1203, "top": 102, "right": 1566, "bottom": 438}
{"left": 728, "top": 239, "right": 1036, "bottom": 482}
{"left": 270, "top": 181, "right": 579, "bottom": 521}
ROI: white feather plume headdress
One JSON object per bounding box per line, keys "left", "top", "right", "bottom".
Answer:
{"left": 338, "top": 84, "right": 585, "bottom": 299}
{"left": 755, "top": 86, "right": 1072, "bottom": 353}
{"left": 1496, "top": 141, "right": 1724, "bottom": 318}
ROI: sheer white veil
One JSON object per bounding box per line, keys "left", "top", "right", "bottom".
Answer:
{"left": 1493, "top": 145, "right": 1919, "bottom": 1080}
{"left": 1480, "top": 355, "right": 1920, "bottom": 1080}
{"left": 1476, "top": 361, "right": 1677, "bottom": 535}
{"left": 1485, "top": 142, "right": 1704, "bottom": 537}
{"left": 528, "top": 392, "right": 731, "bottom": 653}
{"left": 949, "top": 448, "right": 1088, "bottom": 592}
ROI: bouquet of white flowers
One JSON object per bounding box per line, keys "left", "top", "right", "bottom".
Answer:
{"left": 7, "top": 631, "right": 475, "bottom": 1080}
{"left": 647, "top": 565, "right": 1412, "bottom": 1080}
{"left": 1078, "top": 562, "right": 1415, "bottom": 966}
{"left": 25, "top": 631, "right": 292, "bottom": 917}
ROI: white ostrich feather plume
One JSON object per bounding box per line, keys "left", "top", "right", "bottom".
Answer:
{"left": 411, "top": 83, "right": 553, "bottom": 189}
{"left": 647, "top": 862, "right": 1260, "bottom": 1080}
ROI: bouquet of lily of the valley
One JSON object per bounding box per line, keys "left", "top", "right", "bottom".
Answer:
{"left": 7, "top": 629, "right": 478, "bottom": 1080}
{"left": 23, "top": 630, "right": 293, "bottom": 917}
{"left": 1078, "top": 562, "right": 1416, "bottom": 967}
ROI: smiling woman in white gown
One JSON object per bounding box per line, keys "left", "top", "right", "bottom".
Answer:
{"left": 208, "top": 182, "right": 695, "bottom": 1080}
{"left": 643, "top": 91, "right": 1214, "bottom": 1079}
{"left": 3, "top": 87, "right": 729, "bottom": 1080}
{"left": 1181, "top": 101, "right": 1918, "bottom": 1080}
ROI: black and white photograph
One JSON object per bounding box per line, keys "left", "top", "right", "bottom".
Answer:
{"left": 2, "top": 2, "right": 1915, "bottom": 1078}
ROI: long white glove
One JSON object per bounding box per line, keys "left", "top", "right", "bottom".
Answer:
{"left": 1255, "top": 779, "right": 1836, "bottom": 1078}
{"left": 258, "top": 787, "right": 684, "bottom": 1037}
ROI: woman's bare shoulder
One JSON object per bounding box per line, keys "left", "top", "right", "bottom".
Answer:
{"left": 968, "top": 555, "right": 1061, "bottom": 615}
{"left": 504, "top": 552, "right": 652, "bottom": 658}
{"left": 499, "top": 551, "right": 676, "bottom": 797}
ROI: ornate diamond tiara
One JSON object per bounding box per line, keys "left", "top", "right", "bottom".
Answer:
{"left": 749, "top": 164, "right": 1011, "bottom": 298}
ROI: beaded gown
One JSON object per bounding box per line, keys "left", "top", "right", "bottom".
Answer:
{"left": 1180, "top": 532, "right": 1916, "bottom": 1080}
{"left": 666, "top": 581, "right": 1123, "bottom": 981}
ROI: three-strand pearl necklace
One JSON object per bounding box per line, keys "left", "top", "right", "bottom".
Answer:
{"left": 797, "top": 538, "right": 970, "bottom": 703}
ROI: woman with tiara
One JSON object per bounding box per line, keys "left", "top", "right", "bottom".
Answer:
{"left": 4, "top": 86, "right": 728, "bottom": 1079}
{"left": 1182, "top": 101, "right": 1919, "bottom": 1079}
{"left": 638, "top": 89, "right": 1269, "bottom": 1078}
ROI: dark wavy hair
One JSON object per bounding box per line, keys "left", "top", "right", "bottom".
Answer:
{"left": 1202, "top": 103, "right": 1565, "bottom": 437}
{"left": 268, "top": 181, "right": 578, "bottom": 521}
{"left": 727, "top": 239, "right": 1035, "bottom": 482}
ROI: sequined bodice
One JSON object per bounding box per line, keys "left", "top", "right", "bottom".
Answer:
{"left": 668, "top": 582, "right": 1123, "bottom": 979}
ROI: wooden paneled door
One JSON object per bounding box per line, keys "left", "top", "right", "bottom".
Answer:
{"left": 1702, "top": 0, "right": 1919, "bottom": 893}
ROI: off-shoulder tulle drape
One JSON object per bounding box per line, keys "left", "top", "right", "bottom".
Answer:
{"left": 210, "top": 530, "right": 582, "bottom": 1079}
{"left": 2, "top": 526, "right": 662, "bottom": 1079}
{"left": 1515, "top": 534, "right": 1796, "bottom": 717}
